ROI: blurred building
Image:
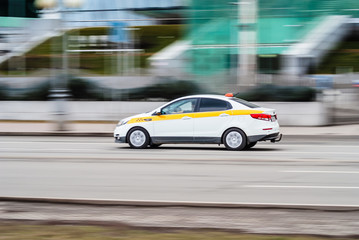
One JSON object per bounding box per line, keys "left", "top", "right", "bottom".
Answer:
{"left": 0, "top": 0, "right": 60, "bottom": 71}
{"left": 38, "top": 0, "right": 185, "bottom": 26}
{"left": 0, "top": 0, "right": 38, "bottom": 18}
{"left": 151, "top": 0, "right": 359, "bottom": 89}
{"left": 2, "top": 0, "right": 359, "bottom": 92}
{"left": 0, "top": 0, "right": 185, "bottom": 75}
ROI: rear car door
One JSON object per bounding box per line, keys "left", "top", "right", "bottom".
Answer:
{"left": 193, "top": 98, "right": 233, "bottom": 141}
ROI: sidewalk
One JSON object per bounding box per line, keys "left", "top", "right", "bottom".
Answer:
{"left": 1, "top": 121, "right": 359, "bottom": 137}
{"left": 0, "top": 121, "right": 116, "bottom": 136}
{"left": 1, "top": 200, "right": 359, "bottom": 236}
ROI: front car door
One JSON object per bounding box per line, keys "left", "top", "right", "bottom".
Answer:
{"left": 152, "top": 98, "right": 198, "bottom": 143}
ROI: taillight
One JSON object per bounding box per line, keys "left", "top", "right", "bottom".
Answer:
{"left": 250, "top": 113, "right": 273, "bottom": 121}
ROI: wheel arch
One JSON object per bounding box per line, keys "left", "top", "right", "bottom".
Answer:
{"left": 221, "top": 127, "right": 248, "bottom": 144}
{"left": 126, "top": 126, "right": 151, "bottom": 144}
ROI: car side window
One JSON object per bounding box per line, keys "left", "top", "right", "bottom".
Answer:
{"left": 161, "top": 98, "right": 197, "bottom": 115}
{"left": 199, "top": 98, "right": 231, "bottom": 112}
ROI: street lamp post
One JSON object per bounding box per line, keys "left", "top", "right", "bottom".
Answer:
{"left": 237, "top": 0, "right": 257, "bottom": 90}
{"left": 35, "top": 0, "right": 84, "bottom": 131}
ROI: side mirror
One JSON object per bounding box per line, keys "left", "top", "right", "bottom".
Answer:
{"left": 153, "top": 111, "right": 162, "bottom": 116}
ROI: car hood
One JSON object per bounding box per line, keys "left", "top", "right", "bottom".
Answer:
{"left": 122, "top": 112, "right": 152, "bottom": 122}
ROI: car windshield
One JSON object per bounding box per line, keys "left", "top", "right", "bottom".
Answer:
{"left": 231, "top": 97, "right": 260, "bottom": 108}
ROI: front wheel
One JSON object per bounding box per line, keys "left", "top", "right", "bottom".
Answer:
{"left": 128, "top": 128, "right": 150, "bottom": 149}
{"left": 223, "top": 129, "right": 247, "bottom": 151}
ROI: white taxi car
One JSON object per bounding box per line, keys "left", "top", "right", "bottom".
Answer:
{"left": 114, "top": 94, "right": 282, "bottom": 150}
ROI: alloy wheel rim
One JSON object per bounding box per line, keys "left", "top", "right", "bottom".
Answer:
{"left": 226, "top": 131, "right": 242, "bottom": 148}
{"left": 130, "top": 130, "right": 146, "bottom": 147}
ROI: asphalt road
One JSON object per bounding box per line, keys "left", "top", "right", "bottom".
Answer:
{"left": 1, "top": 136, "right": 359, "bottom": 207}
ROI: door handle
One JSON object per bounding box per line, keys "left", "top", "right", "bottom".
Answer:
{"left": 220, "top": 113, "right": 229, "bottom": 117}
{"left": 182, "top": 116, "right": 192, "bottom": 120}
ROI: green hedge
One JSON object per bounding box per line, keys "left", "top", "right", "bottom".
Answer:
{"left": 0, "top": 84, "right": 9, "bottom": 100}
{"left": 0, "top": 78, "right": 201, "bottom": 101}
{"left": 1, "top": 81, "right": 315, "bottom": 102}
{"left": 68, "top": 78, "right": 103, "bottom": 100}
{"left": 127, "top": 80, "right": 200, "bottom": 101}
{"left": 22, "top": 78, "right": 102, "bottom": 101}
{"left": 235, "top": 84, "right": 316, "bottom": 102}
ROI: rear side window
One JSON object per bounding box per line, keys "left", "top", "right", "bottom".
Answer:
{"left": 199, "top": 98, "right": 231, "bottom": 112}
{"left": 231, "top": 97, "right": 259, "bottom": 108}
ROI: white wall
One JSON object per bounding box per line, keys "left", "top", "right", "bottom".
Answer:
{"left": 0, "top": 101, "right": 329, "bottom": 126}
{"left": 257, "top": 102, "right": 329, "bottom": 126}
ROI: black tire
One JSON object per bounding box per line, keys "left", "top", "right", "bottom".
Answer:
{"left": 127, "top": 128, "right": 150, "bottom": 149}
{"left": 245, "top": 141, "right": 257, "bottom": 149}
{"left": 149, "top": 143, "right": 162, "bottom": 148}
{"left": 223, "top": 128, "right": 247, "bottom": 151}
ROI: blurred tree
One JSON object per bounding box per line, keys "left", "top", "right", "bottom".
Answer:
{"left": 0, "top": 0, "right": 38, "bottom": 18}
{"left": 235, "top": 84, "right": 316, "bottom": 102}
{"left": 0, "top": 84, "right": 9, "bottom": 100}
{"left": 68, "top": 78, "right": 102, "bottom": 100}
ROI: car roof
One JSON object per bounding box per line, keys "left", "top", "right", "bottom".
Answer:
{"left": 178, "top": 94, "right": 232, "bottom": 101}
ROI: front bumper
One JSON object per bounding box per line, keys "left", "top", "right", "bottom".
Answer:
{"left": 114, "top": 134, "right": 126, "bottom": 143}
{"left": 248, "top": 132, "right": 282, "bottom": 143}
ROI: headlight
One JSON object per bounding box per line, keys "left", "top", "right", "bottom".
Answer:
{"left": 116, "top": 120, "right": 128, "bottom": 127}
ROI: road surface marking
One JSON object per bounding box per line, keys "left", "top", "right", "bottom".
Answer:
{"left": 282, "top": 170, "right": 359, "bottom": 174}
{"left": 244, "top": 185, "right": 359, "bottom": 189}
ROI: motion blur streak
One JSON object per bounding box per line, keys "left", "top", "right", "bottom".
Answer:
{"left": 1, "top": 0, "right": 359, "bottom": 237}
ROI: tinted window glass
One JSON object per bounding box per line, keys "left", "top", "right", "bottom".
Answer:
{"left": 161, "top": 98, "right": 197, "bottom": 115}
{"left": 199, "top": 98, "right": 230, "bottom": 112}
{"left": 231, "top": 98, "right": 259, "bottom": 108}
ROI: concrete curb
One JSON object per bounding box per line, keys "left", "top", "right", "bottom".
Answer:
{"left": 1, "top": 132, "right": 359, "bottom": 140}
{"left": 0, "top": 132, "right": 112, "bottom": 137}
{"left": 1, "top": 196, "right": 359, "bottom": 211}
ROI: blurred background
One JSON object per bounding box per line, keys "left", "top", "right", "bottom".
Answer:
{"left": 1, "top": 0, "right": 359, "bottom": 128}
{"left": 1, "top": 2, "right": 359, "bottom": 237}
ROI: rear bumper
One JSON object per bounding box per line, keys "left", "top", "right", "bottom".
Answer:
{"left": 248, "top": 132, "right": 282, "bottom": 143}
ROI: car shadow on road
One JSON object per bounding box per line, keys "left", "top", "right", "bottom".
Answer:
{"left": 243, "top": 147, "right": 280, "bottom": 151}
{"left": 117, "top": 146, "right": 280, "bottom": 151}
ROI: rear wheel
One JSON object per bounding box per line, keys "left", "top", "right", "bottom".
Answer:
{"left": 128, "top": 128, "right": 150, "bottom": 149}
{"left": 150, "top": 143, "right": 162, "bottom": 148}
{"left": 223, "top": 129, "right": 247, "bottom": 151}
{"left": 245, "top": 141, "right": 257, "bottom": 149}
